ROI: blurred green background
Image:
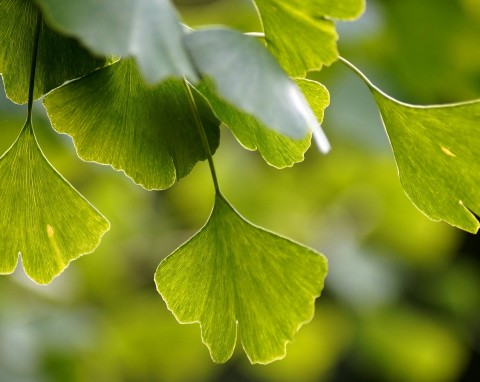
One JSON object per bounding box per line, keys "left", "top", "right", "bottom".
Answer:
{"left": 1, "top": 0, "right": 480, "bottom": 381}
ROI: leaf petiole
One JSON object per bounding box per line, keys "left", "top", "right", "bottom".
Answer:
{"left": 182, "top": 78, "right": 221, "bottom": 194}
{"left": 26, "top": 10, "right": 42, "bottom": 125}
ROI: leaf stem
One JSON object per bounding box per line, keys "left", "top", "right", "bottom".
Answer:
{"left": 338, "top": 56, "right": 417, "bottom": 106}
{"left": 337, "top": 56, "right": 377, "bottom": 91}
{"left": 26, "top": 10, "right": 42, "bottom": 125}
{"left": 182, "top": 78, "right": 221, "bottom": 194}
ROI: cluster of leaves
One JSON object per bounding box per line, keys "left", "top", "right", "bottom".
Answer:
{"left": 0, "top": 0, "right": 479, "bottom": 365}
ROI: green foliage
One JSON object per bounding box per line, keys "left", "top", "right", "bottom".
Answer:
{"left": 342, "top": 57, "right": 480, "bottom": 233}
{"left": 196, "top": 78, "right": 329, "bottom": 168}
{"left": 0, "top": 0, "right": 479, "bottom": 369}
{"left": 185, "top": 28, "right": 329, "bottom": 149}
{"left": 0, "top": 122, "right": 109, "bottom": 284}
{"left": 253, "top": 0, "right": 365, "bottom": 76}
{"left": 155, "top": 194, "right": 327, "bottom": 364}
{"left": 44, "top": 58, "right": 220, "bottom": 190}
{"left": 0, "top": 0, "right": 104, "bottom": 104}
{"left": 36, "top": 0, "right": 197, "bottom": 83}
{"left": 373, "top": 90, "right": 480, "bottom": 233}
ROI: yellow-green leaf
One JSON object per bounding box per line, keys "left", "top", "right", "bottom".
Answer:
{"left": 373, "top": 90, "right": 480, "bottom": 233}
{"left": 155, "top": 194, "right": 327, "bottom": 364}
{"left": 0, "top": 123, "right": 109, "bottom": 284}
{"left": 253, "top": 0, "right": 365, "bottom": 77}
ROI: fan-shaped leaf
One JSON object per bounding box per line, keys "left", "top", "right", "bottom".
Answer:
{"left": 155, "top": 194, "right": 327, "bottom": 364}
{"left": 0, "top": 123, "right": 109, "bottom": 284}
{"left": 43, "top": 59, "right": 220, "bottom": 191}
{"left": 373, "top": 90, "right": 480, "bottom": 233}
{"left": 253, "top": 0, "right": 366, "bottom": 77}
{"left": 185, "top": 28, "right": 330, "bottom": 152}
{"left": 36, "top": 0, "right": 197, "bottom": 83}
{"left": 0, "top": 0, "right": 104, "bottom": 104}
{"left": 195, "top": 78, "right": 329, "bottom": 167}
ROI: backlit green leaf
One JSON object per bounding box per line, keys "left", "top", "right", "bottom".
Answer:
{"left": 0, "top": 0, "right": 104, "bottom": 104}
{"left": 43, "top": 59, "right": 220, "bottom": 191}
{"left": 36, "top": 0, "right": 197, "bottom": 83}
{"left": 155, "top": 194, "right": 327, "bottom": 364}
{"left": 253, "top": 0, "right": 366, "bottom": 77}
{"left": 372, "top": 90, "right": 480, "bottom": 233}
{"left": 0, "top": 123, "right": 109, "bottom": 284}
{"left": 185, "top": 28, "right": 330, "bottom": 152}
{"left": 195, "top": 78, "right": 329, "bottom": 168}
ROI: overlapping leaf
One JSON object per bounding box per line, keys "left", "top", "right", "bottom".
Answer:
{"left": 373, "top": 90, "right": 480, "bottom": 233}
{"left": 43, "top": 59, "right": 220, "bottom": 190}
{"left": 36, "top": 0, "right": 197, "bottom": 83}
{"left": 0, "top": 0, "right": 105, "bottom": 104}
{"left": 185, "top": 28, "right": 330, "bottom": 152}
{"left": 196, "top": 78, "right": 329, "bottom": 167}
{"left": 253, "top": 0, "right": 366, "bottom": 77}
{"left": 0, "top": 123, "right": 110, "bottom": 284}
{"left": 156, "top": 194, "right": 327, "bottom": 364}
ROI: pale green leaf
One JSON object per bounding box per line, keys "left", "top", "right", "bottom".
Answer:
{"left": 373, "top": 90, "right": 480, "bottom": 233}
{"left": 0, "top": 0, "right": 105, "bottom": 104}
{"left": 155, "top": 194, "right": 327, "bottom": 364}
{"left": 36, "top": 0, "right": 197, "bottom": 83}
{"left": 185, "top": 28, "right": 330, "bottom": 152}
{"left": 43, "top": 59, "right": 220, "bottom": 191}
{"left": 195, "top": 78, "right": 330, "bottom": 168}
{"left": 0, "top": 123, "right": 109, "bottom": 284}
{"left": 253, "top": 0, "right": 366, "bottom": 77}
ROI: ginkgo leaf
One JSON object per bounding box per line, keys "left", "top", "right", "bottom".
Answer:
{"left": 0, "top": 122, "right": 110, "bottom": 284}
{"left": 155, "top": 194, "right": 327, "bottom": 364}
{"left": 0, "top": 0, "right": 105, "bottom": 104}
{"left": 372, "top": 90, "right": 480, "bottom": 233}
{"left": 43, "top": 58, "right": 220, "bottom": 191}
{"left": 195, "top": 78, "right": 330, "bottom": 168}
{"left": 36, "top": 0, "right": 197, "bottom": 83}
{"left": 253, "top": 0, "right": 366, "bottom": 77}
{"left": 185, "top": 28, "right": 330, "bottom": 152}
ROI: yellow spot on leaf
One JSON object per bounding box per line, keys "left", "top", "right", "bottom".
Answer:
{"left": 47, "top": 224, "right": 54, "bottom": 238}
{"left": 440, "top": 146, "right": 456, "bottom": 157}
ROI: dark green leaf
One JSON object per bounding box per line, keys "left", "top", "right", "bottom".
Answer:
{"left": 43, "top": 59, "right": 220, "bottom": 190}
{"left": 155, "top": 194, "right": 327, "bottom": 364}
{"left": 0, "top": 0, "right": 105, "bottom": 104}
{"left": 0, "top": 123, "right": 109, "bottom": 284}
{"left": 36, "top": 0, "right": 198, "bottom": 83}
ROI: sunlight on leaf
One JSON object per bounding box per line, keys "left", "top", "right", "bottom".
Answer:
{"left": 0, "top": 0, "right": 104, "bottom": 104}
{"left": 155, "top": 194, "right": 327, "bottom": 364}
{"left": 43, "top": 59, "right": 220, "bottom": 191}
{"left": 36, "top": 0, "right": 197, "bottom": 83}
{"left": 0, "top": 123, "right": 109, "bottom": 284}
{"left": 373, "top": 90, "right": 480, "bottom": 233}
{"left": 185, "top": 28, "right": 330, "bottom": 152}
{"left": 195, "top": 78, "right": 329, "bottom": 167}
{"left": 253, "top": 0, "right": 365, "bottom": 77}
